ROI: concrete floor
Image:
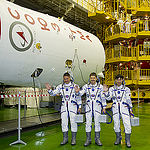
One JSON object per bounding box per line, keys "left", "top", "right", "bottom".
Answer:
{"left": 0, "top": 108, "right": 60, "bottom": 134}
{"left": 0, "top": 102, "right": 149, "bottom": 150}
{"left": 0, "top": 108, "right": 57, "bottom": 122}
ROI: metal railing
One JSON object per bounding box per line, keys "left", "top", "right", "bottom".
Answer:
{"left": 87, "top": 0, "right": 113, "bottom": 14}
{"left": 138, "top": 44, "right": 150, "bottom": 57}
{"left": 127, "top": 0, "right": 150, "bottom": 9}
{"left": 105, "top": 69, "right": 150, "bottom": 84}
{"left": 106, "top": 44, "right": 150, "bottom": 62}
{"left": 137, "top": 20, "right": 150, "bottom": 32}
{"left": 105, "top": 45, "right": 137, "bottom": 61}
{"left": 105, "top": 20, "right": 150, "bottom": 41}
{"left": 73, "top": 0, "right": 89, "bottom": 10}
{"left": 73, "top": 0, "right": 150, "bottom": 16}
{"left": 139, "top": 69, "right": 150, "bottom": 81}
{"left": 73, "top": 0, "right": 114, "bottom": 17}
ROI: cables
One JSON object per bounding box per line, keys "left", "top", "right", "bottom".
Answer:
{"left": 32, "top": 77, "right": 43, "bottom": 125}
{"left": 98, "top": 100, "right": 112, "bottom": 124}
{"left": 32, "top": 77, "right": 45, "bottom": 137}
{"left": 105, "top": 110, "right": 113, "bottom": 124}
{"left": 72, "top": 49, "right": 87, "bottom": 84}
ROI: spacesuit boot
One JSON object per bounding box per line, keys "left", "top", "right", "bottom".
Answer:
{"left": 125, "top": 133, "right": 131, "bottom": 148}
{"left": 95, "top": 132, "right": 102, "bottom": 146}
{"left": 114, "top": 132, "right": 121, "bottom": 145}
{"left": 71, "top": 132, "right": 76, "bottom": 145}
{"left": 60, "top": 132, "right": 68, "bottom": 145}
{"left": 84, "top": 132, "right": 91, "bottom": 146}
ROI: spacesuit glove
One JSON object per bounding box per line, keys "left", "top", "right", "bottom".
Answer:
{"left": 102, "top": 108, "right": 106, "bottom": 114}
{"left": 77, "top": 108, "right": 81, "bottom": 114}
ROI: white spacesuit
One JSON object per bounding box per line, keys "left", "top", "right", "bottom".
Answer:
{"left": 125, "top": 20, "right": 131, "bottom": 33}
{"left": 48, "top": 82, "right": 81, "bottom": 145}
{"left": 117, "top": 19, "right": 124, "bottom": 32}
{"left": 78, "top": 82, "right": 106, "bottom": 146}
{"left": 104, "top": 75, "right": 133, "bottom": 148}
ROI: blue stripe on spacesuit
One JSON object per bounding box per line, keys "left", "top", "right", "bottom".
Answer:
{"left": 96, "top": 100, "right": 113, "bottom": 124}
{"left": 121, "top": 89, "right": 125, "bottom": 91}
{"left": 122, "top": 112, "right": 129, "bottom": 116}
{"left": 71, "top": 100, "right": 78, "bottom": 105}
{"left": 92, "top": 101, "right": 94, "bottom": 117}
{"left": 118, "top": 103, "right": 121, "bottom": 119}
{"left": 113, "top": 112, "right": 118, "bottom": 116}
{"left": 85, "top": 102, "right": 91, "bottom": 113}
{"left": 61, "top": 110, "right": 66, "bottom": 114}
{"left": 103, "top": 92, "right": 110, "bottom": 97}
{"left": 105, "top": 111, "right": 113, "bottom": 124}
{"left": 96, "top": 100, "right": 103, "bottom": 108}
{"left": 75, "top": 92, "right": 80, "bottom": 96}
{"left": 95, "top": 110, "right": 101, "bottom": 114}
{"left": 112, "top": 102, "right": 116, "bottom": 105}
{"left": 122, "top": 102, "right": 132, "bottom": 108}
{"left": 70, "top": 111, "right": 77, "bottom": 114}
{"left": 122, "top": 102, "right": 133, "bottom": 114}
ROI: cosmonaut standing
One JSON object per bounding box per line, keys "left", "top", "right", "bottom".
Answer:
{"left": 75, "top": 72, "right": 106, "bottom": 146}
{"left": 45, "top": 72, "right": 81, "bottom": 145}
{"left": 103, "top": 74, "right": 133, "bottom": 148}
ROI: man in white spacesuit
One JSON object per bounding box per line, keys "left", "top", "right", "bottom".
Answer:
{"left": 45, "top": 72, "right": 81, "bottom": 145}
{"left": 125, "top": 20, "right": 131, "bottom": 33}
{"left": 75, "top": 72, "right": 106, "bottom": 146}
{"left": 103, "top": 74, "right": 133, "bottom": 148}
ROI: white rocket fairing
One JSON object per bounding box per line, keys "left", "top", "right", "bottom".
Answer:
{"left": 0, "top": 0, "right": 105, "bottom": 87}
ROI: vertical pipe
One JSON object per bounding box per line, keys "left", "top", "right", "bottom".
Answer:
{"left": 24, "top": 90, "right": 26, "bottom": 118}
{"left": 114, "top": 0, "right": 115, "bottom": 18}
{"left": 112, "top": 45, "right": 114, "bottom": 59}
{"left": 138, "top": 88, "right": 140, "bottom": 108}
{"left": 96, "top": 0, "right": 97, "bottom": 12}
{"left": 18, "top": 91, "right": 21, "bottom": 141}
{"left": 137, "top": 88, "right": 140, "bottom": 117}
{"left": 117, "top": 0, "right": 118, "bottom": 20}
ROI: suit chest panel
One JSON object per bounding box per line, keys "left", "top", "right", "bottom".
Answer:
{"left": 87, "top": 86, "right": 102, "bottom": 99}
{"left": 60, "top": 86, "right": 75, "bottom": 100}
{"left": 112, "top": 89, "right": 125, "bottom": 102}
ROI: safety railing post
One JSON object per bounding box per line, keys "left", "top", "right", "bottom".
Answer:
{"left": 24, "top": 90, "right": 27, "bottom": 118}
{"left": 10, "top": 91, "right": 27, "bottom": 146}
